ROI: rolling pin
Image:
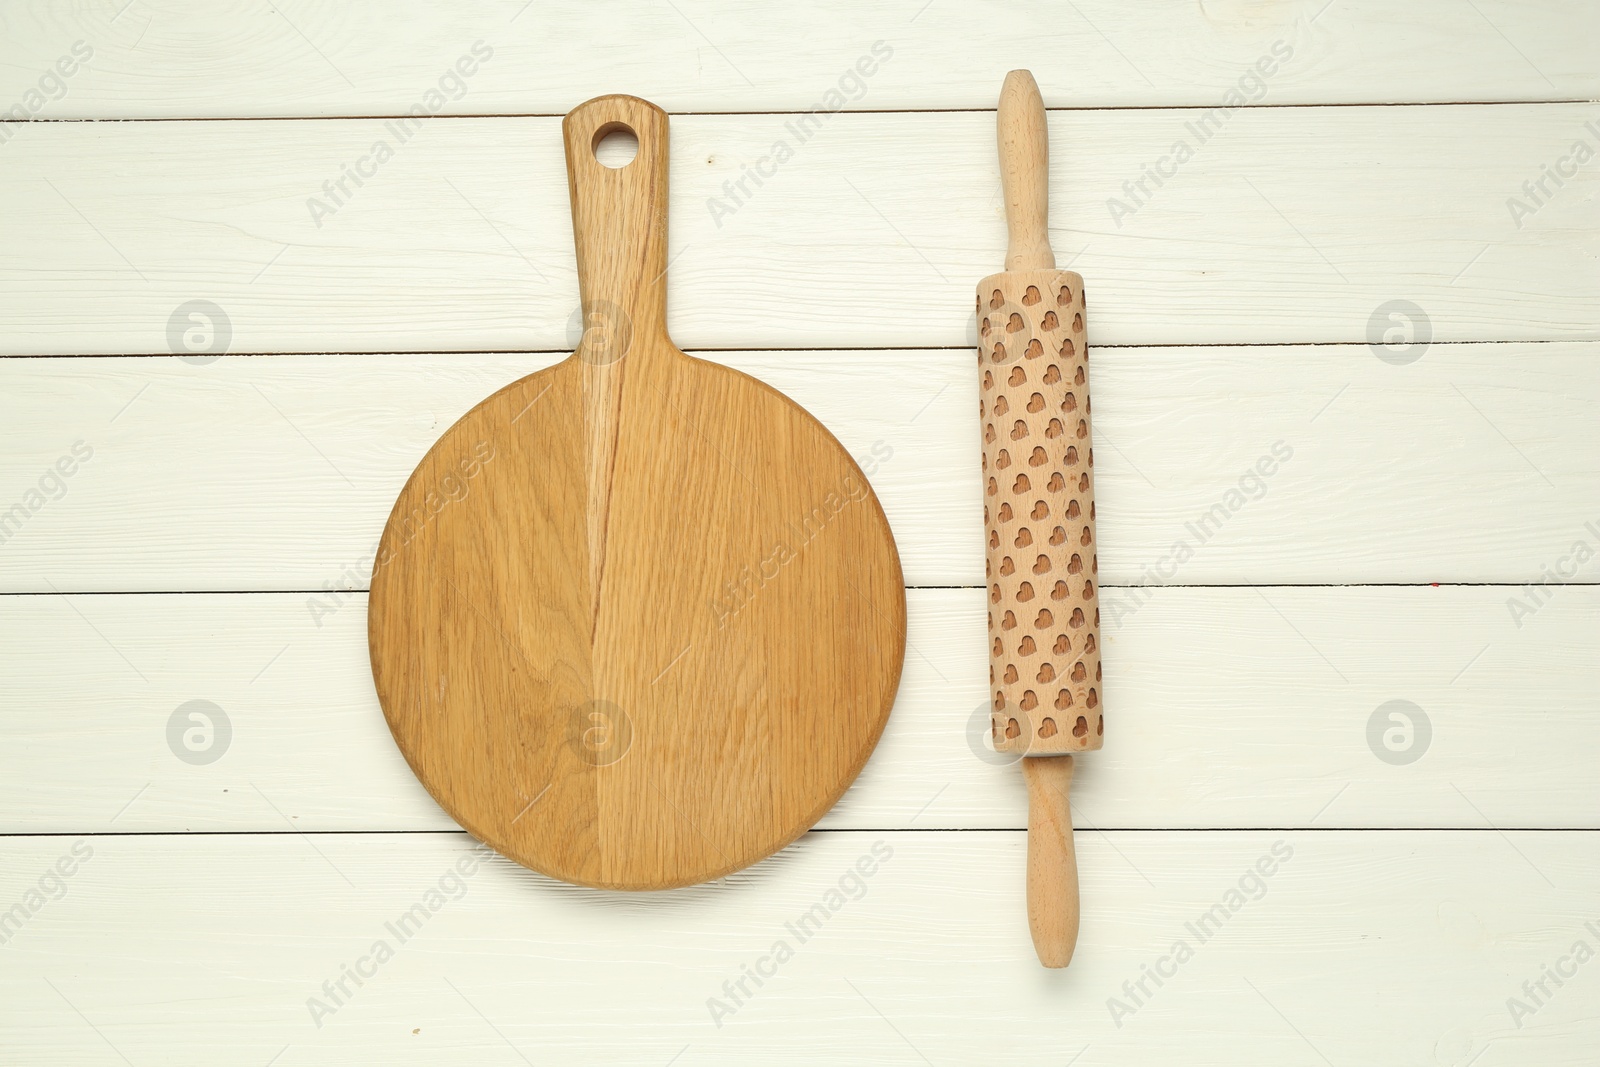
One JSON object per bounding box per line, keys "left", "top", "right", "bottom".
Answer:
{"left": 978, "top": 70, "right": 1102, "bottom": 968}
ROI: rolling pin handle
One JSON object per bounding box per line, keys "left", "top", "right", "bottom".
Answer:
{"left": 1022, "top": 754, "right": 1079, "bottom": 968}
{"left": 998, "top": 70, "right": 1055, "bottom": 272}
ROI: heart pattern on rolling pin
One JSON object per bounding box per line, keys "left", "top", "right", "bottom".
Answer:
{"left": 977, "top": 272, "right": 1102, "bottom": 755}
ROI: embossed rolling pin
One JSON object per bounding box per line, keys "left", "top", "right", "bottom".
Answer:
{"left": 978, "top": 70, "right": 1102, "bottom": 968}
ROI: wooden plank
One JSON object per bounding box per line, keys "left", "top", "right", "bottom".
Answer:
{"left": 0, "top": 107, "right": 1594, "bottom": 354}
{"left": 3, "top": 6, "right": 1594, "bottom": 1056}
{"left": 1, "top": 343, "right": 1595, "bottom": 592}
{"left": 4, "top": 586, "right": 1596, "bottom": 834}
{"left": 2, "top": 1, "right": 1595, "bottom": 117}
{"left": 0, "top": 830, "right": 1594, "bottom": 1064}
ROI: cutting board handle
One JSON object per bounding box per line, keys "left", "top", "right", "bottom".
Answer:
{"left": 563, "top": 95, "right": 672, "bottom": 359}
{"left": 999, "top": 70, "right": 1055, "bottom": 272}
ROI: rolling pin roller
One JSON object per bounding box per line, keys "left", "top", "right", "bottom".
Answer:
{"left": 978, "top": 70, "right": 1102, "bottom": 968}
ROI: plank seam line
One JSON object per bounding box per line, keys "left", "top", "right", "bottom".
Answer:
{"left": 0, "top": 338, "right": 1589, "bottom": 360}
{"left": 0, "top": 827, "right": 1592, "bottom": 839}
{"left": 3, "top": 582, "right": 1591, "bottom": 598}
{"left": 4, "top": 99, "right": 1595, "bottom": 124}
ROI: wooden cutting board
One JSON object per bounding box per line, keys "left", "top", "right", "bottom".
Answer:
{"left": 368, "top": 94, "right": 906, "bottom": 891}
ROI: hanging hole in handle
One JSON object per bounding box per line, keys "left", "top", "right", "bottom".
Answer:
{"left": 593, "top": 122, "right": 639, "bottom": 169}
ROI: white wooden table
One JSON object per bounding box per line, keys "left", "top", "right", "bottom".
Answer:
{"left": 2, "top": 2, "right": 1597, "bottom": 1063}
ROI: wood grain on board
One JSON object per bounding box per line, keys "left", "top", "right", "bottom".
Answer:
{"left": 368, "top": 95, "right": 905, "bottom": 890}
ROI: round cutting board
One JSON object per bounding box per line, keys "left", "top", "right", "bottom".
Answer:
{"left": 368, "top": 95, "right": 906, "bottom": 890}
